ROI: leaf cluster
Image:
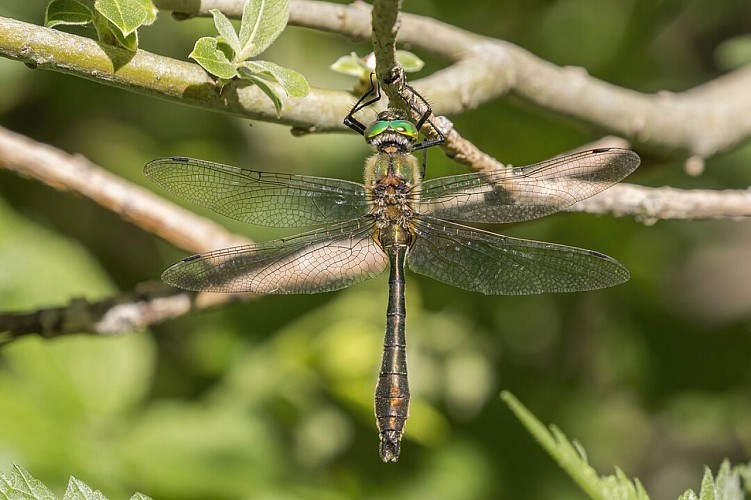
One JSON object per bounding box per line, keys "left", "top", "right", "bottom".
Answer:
{"left": 189, "top": 0, "right": 310, "bottom": 116}
{"left": 0, "top": 464, "right": 150, "bottom": 500}
{"left": 44, "top": 0, "right": 157, "bottom": 51}
{"left": 502, "top": 392, "right": 751, "bottom": 500}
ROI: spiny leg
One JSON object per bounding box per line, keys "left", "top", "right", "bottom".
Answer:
{"left": 344, "top": 73, "right": 383, "bottom": 136}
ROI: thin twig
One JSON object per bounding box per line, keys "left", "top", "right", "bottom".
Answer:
{"left": 571, "top": 184, "right": 751, "bottom": 220}
{"left": 0, "top": 283, "right": 253, "bottom": 340}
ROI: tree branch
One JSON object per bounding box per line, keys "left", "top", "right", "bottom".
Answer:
{"left": 0, "top": 283, "right": 252, "bottom": 341}
{"left": 0, "top": 125, "right": 259, "bottom": 341}
{"left": 155, "top": 0, "right": 751, "bottom": 159}
{"left": 0, "top": 16, "right": 353, "bottom": 132}
{"left": 0, "top": 126, "right": 248, "bottom": 253}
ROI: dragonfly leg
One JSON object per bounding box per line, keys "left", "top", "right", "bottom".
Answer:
{"left": 399, "top": 83, "right": 446, "bottom": 153}
{"left": 344, "top": 73, "right": 383, "bottom": 136}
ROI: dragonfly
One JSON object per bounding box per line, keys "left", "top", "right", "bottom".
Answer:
{"left": 145, "top": 77, "right": 640, "bottom": 462}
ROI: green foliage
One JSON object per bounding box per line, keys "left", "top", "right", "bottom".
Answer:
{"left": 677, "top": 461, "right": 751, "bottom": 500}
{"left": 330, "top": 50, "right": 425, "bottom": 91}
{"left": 189, "top": 0, "right": 309, "bottom": 116}
{"left": 503, "top": 392, "right": 751, "bottom": 500}
{"left": 715, "top": 35, "right": 751, "bottom": 70}
{"left": 502, "top": 391, "right": 650, "bottom": 500}
{"left": 44, "top": 0, "right": 157, "bottom": 51}
{"left": 0, "top": 464, "right": 151, "bottom": 500}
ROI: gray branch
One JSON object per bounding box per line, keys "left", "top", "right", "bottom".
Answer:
{"left": 155, "top": 0, "right": 751, "bottom": 158}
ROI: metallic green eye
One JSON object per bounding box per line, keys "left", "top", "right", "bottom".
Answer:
{"left": 364, "top": 120, "right": 391, "bottom": 139}
{"left": 364, "top": 119, "right": 419, "bottom": 140}
{"left": 389, "top": 120, "right": 418, "bottom": 139}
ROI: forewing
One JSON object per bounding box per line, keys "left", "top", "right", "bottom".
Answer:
{"left": 417, "top": 148, "right": 640, "bottom": 224}
{"left": 162, "top": 219, "right": 388, "bottom": 293}
{"left": 145, "top": 157, "right": 370, "bottom": 227}
{"left": 408, "top": 217, "right": 629, "bottom": 295}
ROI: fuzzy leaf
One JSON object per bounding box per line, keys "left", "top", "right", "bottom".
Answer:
{"left": 190, "top": 37, "right": 239, "bottom": 79}
{"left": 63, "top": 477, "right": 107, "bottom": 500}
{"left": 241, "top": 60, "right": 309, "bottom": 97}
{"left": 134, "top": 0, "right": 157, "bottom": 25}
{"left": 129, "top": 494, "right": 153, "bottom": 500}
{"left": 95, "top": 0, "right": 147, "bottom": 36}
{"left": 330, "top": 52, "right": 370, "bottom": 78}
{"left": 0, "top": 464, "right": 55, "bottom": 499}
{"left": 395, "top": 50, "right": 425, "bottom": 72}
{"left": 237, "top": 66, "right": 284, "bottom": 116}
{"left": 679, "top": 460, "right": 751, "bottom": 500}
{"left": 209, "top": 8, "right": 240, "bottom": 55}
{"left": 237, "top": 0, "right": 289, "bottom": 60}
{"left": 715, "top": 35, "right": 751, "bottom": 70}
{"left": 102, "top": 15, "right": 139, "bottom": 51}
{"left": 501, "top": 391, "right": 649, "bottom": 500}
{"left": 45, "top": 0, "right": 94, "bottom": 28}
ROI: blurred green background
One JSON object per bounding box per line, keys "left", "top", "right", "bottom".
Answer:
{"left": 2, "top": 1, "right": 751, "bottom": 498}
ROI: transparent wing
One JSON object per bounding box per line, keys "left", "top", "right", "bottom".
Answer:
{"left": 417, "top": 148, "right": 640, "bottom": 224}
{"left": 162, "top": 219, "right": 388, "bottom": 294}
{"left": 145, "top": 157, "right": 370, "bottom": 227}
{"left": 408, "top": 216, "right": 629, "bottom": 295}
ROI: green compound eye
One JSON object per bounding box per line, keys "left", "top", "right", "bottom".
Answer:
{"left": 364, "top": 120, "right": 391, "bottom": 139}
{"left": 389, "top": 120, "right": 418, "bottom": 139}
{"left": 364, "top": 119, "right": 419, "bottom": 140}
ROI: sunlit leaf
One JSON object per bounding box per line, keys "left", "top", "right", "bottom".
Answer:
{"left": 396, "top": 50, "right": 425, "bottom": 72}
{"left": 209, "top": 8, "right": 240, "bottom": 55}
{"left": 0, "top": 464, "right": 55, "bottom": 499}
{"left": 103, "top": 16, "right": 139, "bottom": 51}
{"left": 237, "top": 0, "right": 289, "bottom": 60}
{"left": 95, "top": 0, "right": 148, "bottom": 36}
{"left": 190, "top": 37, "right": 239, "bottom": 79}
{"left": 134, "top": 0, "right": 157, "bottom": 25}
{"left": 63, "top": 477, "right": 107, "bottom": 500}
{"left": 715, "top": 35, "right": 751, "bottom": 70}
{"left": 241, "top": 60, "right": 309, "bottom": 97}
{"left": 237, "top": 65, "right": 284, "bottom": 116}
{"left": 45, "top": 0, "right": 94, "bottom": 28}
{"left": 501, "top": 391, "right": 650, "bottom": 500}
{"left": 329, "top": 52, "right": 370, "bottom": 78}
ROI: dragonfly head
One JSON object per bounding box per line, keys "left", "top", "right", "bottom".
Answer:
{"left": 364, "top": 110, "right": 419, "bottom": 153}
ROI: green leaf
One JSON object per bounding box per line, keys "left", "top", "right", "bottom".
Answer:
{"left": 45, "top": 0, "right": 94, "bottom": 28}
{"left": 329, "top": 52, "right": 370, "bottom": 78}
{"left": 95, "top": 0, "right": 148, "bottom": 36}
{"left": 678, "top": 460, "right": 749, "bottom": 500}
{"left": 134, "top": 0, "right": 157, "bottom": 26}
{"left": 241, "top": 60, "right": 309, "bottom": 98}
{"left": 209, "top": 8, "right": 240, "bottom": 56}
{"left": 110, "top": 23, "right": 139, "bottom": 51}
{"left": 0, "top": 464, "right": 55, "bottom": 499}
{"left": 237, "top": 0, "right": 289, "bottom": 60}
{"left": 330, "top": 51, "right": 423, "bottom": 79}
{"left": 715, "top": 35, "right": 751, "bottom": 70}
{"left": 396, "top": 50, "right": 425, "bottom": 73}
{"left": 63, "top": 477, "right": 107, "bottom": 500}
{"left": 237, "top": 66, "right": 284, "bottom": 116}
{"left": 190, "top": 37, "right": 239, "bottom": 79}
{"left": 501, "top": 391, "right": 650, "bottom": 500}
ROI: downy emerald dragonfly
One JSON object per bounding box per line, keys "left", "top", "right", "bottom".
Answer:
{"left": 145, "top": 77, "right": 640, "bottom": 462}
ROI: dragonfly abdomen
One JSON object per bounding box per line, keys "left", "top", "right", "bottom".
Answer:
{"left": 375, "top": 235, "right": 411, "bottom": 462}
